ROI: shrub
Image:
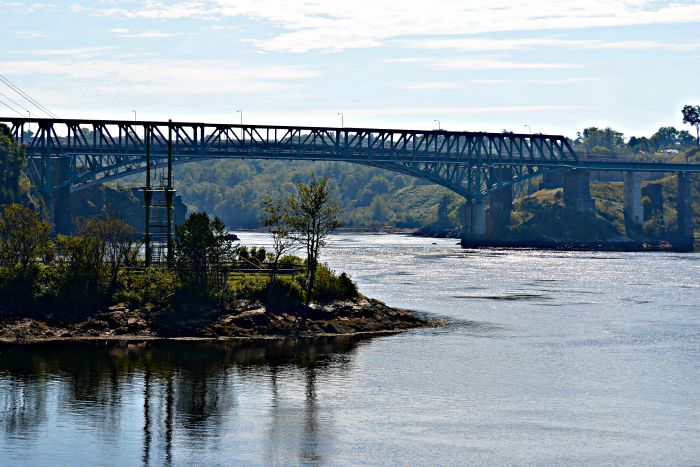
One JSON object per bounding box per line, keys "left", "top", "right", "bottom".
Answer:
{"left": 267, "top": 276, "right": 305, "bottom": 306}
{"left": 231, "top": 274, "right": 269, "bottom": 301}
{"left": 310, "top": 263, "right": 359, "bottom": 303}
{"left": 115, "top": 267, "right": 180, "bottom": 309}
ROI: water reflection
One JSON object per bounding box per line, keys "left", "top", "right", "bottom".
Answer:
{"left": 0, "top": 337, "right": 369, "bottom": 464}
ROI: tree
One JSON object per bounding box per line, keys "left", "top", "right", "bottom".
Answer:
{"left": 682, "top": 105, "right": 700, "bottom": 148}
{"left": 259, "top": 198, "right": 298, "bottom": 296}
{"left": 575, "top": 127, "right": 625, "bottom": 153}
{"left": 0, "top": 125, "right": 28, "bottom": 205}
{"left": 56, "top": 233, "right": 106, "bottom": 300}
{"left": 650, "top": 126, "right": 680, "bottom": 151}
{"left": 76, "top": 216, "right": 138, "bottom": 293}
{"left": 285, "top": 176, "right": 341, "bottom": 306}
{"left": 174, "top": 212, "right": 236, "bottom": 297}
{"left": 0, "top": 204, "right": 52, "bottom": 275}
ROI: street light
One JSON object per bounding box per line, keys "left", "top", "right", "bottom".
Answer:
{"left": 131, "top": 109, "right": 137, "bottom": 121}
{"left": 236, "top": 109, "right": 242, "bottom": 125}
{"left": 434, "top": 119, "right": 441, "bottom": 131}
{"left": 337, "top": 112, "right": 344, "bottom": 128}
{"left": 524, "top": 124, "right": 531, "bottom": 134}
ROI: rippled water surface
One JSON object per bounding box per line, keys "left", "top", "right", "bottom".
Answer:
{"left": 1, "top": 233, "right": 699, "bottom": 465}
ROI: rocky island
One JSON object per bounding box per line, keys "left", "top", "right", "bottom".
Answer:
{"left": 0, "top": 296, "right": 436, "bottom": 343}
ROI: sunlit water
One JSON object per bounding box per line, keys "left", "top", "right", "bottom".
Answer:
{"left": 1, "top": 233, "right": 699, "bottom": 466}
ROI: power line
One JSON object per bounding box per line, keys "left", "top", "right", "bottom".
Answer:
{"left": 0, "top": 74, "right": 58, "bottom": 118}
{"left": 0, "top": 74, "right": 57, "bottom": 118}
{"left": 0, "top": 98, "right": 25, "bottom": 117}
{"left": 0, "top": 91, "right": 32, "bottom": 115}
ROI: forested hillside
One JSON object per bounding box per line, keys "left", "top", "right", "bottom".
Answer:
{"left": 164, "top": 160, "right": 464, "bottom": 230}
{"left": 0, "top": 124, "right": 43, "bottom": 211}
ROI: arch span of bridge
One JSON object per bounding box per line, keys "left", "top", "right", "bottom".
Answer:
{"left": 3, "top": 117, "right": 699, "bottom": 197}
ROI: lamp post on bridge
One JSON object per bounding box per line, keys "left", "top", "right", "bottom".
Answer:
{"left": 524, "top": 124, "right": 532, "bottom": 135}
{"left": 434, "top": 119, "right": 441, "bottom": 131}
{"left": 131, "top": 109, "right": 136, "bottom": 121}
{"left": 337, "top": 112, "right": 344, "bottom": 128}
{"left": 236, "top": 109, "right": 242, "bottom": 125}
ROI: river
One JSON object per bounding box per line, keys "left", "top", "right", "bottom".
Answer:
{"left": 1, "top": 233, "right": 698, "bottom": 465}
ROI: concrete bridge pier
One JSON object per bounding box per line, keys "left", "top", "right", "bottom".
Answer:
{"left": 642, "top": 183, "right": 664, "bottom": 222}
{"left": 563, "top": 169, "right": 595, "bottom": 212}
{"left": 623, "top": 171, "right": 643, "bottom": 237}
{"left": 677, "top": 173, "right": 695, "bottom": 250}
{"left": 461, "top": 198, "right": 486, "bottom": 246}
{"left": 487, "top": 168, "right": 514, "bottom": 239}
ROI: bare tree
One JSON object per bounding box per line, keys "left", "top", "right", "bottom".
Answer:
{"left": 259, "top": 197, "right": 299, "bottom": 297}
{"left": 285, "top": 176, "right": 341, "bottom": 306}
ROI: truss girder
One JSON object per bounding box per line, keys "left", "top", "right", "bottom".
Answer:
{"left": 2, "top": 117, "right": 698, "bottom": 199}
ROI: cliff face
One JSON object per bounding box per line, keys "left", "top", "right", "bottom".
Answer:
{"left": 58, "top": 185, "right": 187, "bottom": 234}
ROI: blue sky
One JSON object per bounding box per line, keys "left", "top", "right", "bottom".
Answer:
{"left": 1, "top": 0, "right": 700, "bottom": 139}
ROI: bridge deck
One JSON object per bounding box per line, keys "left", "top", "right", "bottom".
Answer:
{"left": 1, "top": 117, "right": 698, "bottom": 197}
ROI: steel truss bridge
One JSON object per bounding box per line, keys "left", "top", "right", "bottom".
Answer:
{"left": 2, "top": 117, "right": 700, "bottom": 199}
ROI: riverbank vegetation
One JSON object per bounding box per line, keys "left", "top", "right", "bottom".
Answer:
{"left": 0, "top": 177, "right": 355, "bottom": 314}
{"left": 0, "top": 176, "right": 434, "bottom": 341}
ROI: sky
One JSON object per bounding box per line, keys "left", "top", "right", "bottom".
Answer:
{"left": 1, "top": 0, "right": 700, "bottom": 139}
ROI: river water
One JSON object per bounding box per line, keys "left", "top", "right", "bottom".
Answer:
{"left": 1, "top": 233, "right": 698, "bottom": 466}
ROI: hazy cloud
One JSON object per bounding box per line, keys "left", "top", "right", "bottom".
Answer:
{"left": 93, "top": 0, "right": 700, "bottom": 53}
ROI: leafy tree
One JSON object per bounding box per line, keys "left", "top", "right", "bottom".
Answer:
{"left": 0, "top": 124, "right": 28, "bottom": 205}
{"left": 648, "top": 126, "right": 695, "bottom": 151}
{"left": 76, "top": 215, "right": 138, "bottom": 293}
{"left": 575, "top": 127, "right": 625, "bottom": 153}
{"left": 0, "top": 204, "right": 52, "bottom": 275}
{"left": 174, "top": 212, "right": 236, "bottom": 297}
{"left": 682, "top": 105, "right": 700, "bottom": 148}
{"left": 56, "top": 233, "right": 107, "bottom": 302}
{"left": 285, "top": 176, "right": 341, "bottom": 306}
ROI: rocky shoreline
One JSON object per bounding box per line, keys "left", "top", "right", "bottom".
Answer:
{"left": 0, "top": 296, "right": 440, "bottom": 343}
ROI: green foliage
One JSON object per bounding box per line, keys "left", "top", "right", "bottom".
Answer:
{"left": 0, "top": 124, "right": 28, "bottom": 205}
{"left": 76, "top": 215, "right": 139, "bottom": 293}
{"left": 0, "top": 204, "right": 52, "bottom": 274}
{"left": 682, "top": 104, "right": 700, "bottom": 147}
{"left": 115, "top": 267, "right": 180, "bottom": 308}
{"left": 231, "top": 274, "right": 269, "bottom": 301}
{"left": 159, "top": 160, "right": 444, "bottom": 229}
{"left": 55, "top": 233, "right": 109, "bottom": 304}
{"left": 174, "top": 212, "right": 236, "bottom": 297}
{"left": 575, "top": 127, "right": 625, "bottom": 153}
{"left": 311, "top": 263, "right": 359, "bottom": 303}
{"left": 237, "top": 245, "right": 267, "bottom": 268}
